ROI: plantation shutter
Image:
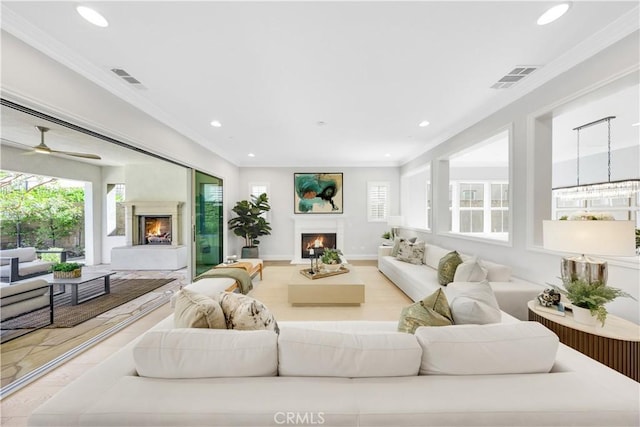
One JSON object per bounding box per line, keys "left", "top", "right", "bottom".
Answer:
{"left": 367, "top": 182, "right": 389, "bottom": 222}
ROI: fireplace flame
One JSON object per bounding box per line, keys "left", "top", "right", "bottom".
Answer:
{"left": 306, "top": 236, "right": 325, "bottom": 249}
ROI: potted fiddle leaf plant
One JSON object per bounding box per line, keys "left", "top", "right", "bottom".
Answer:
{"left": 228, "top": 193, "right": 271, "bottom": 258}
{"left": 552, "top": 279, "right": 635, "bottom": 327}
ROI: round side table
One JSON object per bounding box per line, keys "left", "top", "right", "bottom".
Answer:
{"left": 528, "top": 300, "right": 640, "bottom": 382}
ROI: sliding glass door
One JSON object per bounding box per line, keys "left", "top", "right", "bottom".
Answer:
{"left": 193, "top": 170, "right": 224, "bottom": 277}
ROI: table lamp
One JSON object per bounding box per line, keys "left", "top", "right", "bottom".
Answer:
{"left": 543, "top": 219, "right": 636, "bottom": 284}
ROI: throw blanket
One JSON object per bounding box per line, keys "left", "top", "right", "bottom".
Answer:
{"left": 195, "top": 267, "right": 253, "bottom": 294}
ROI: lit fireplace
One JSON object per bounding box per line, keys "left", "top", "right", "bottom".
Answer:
{"left": 301, "top": 233, "right": 337, "bottom": 258}
{"left": 140, "top": 216, "right": 172, "bottom": 245}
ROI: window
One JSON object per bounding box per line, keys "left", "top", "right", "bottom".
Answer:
{"left": 367, "top": 182, "right": 389, "bottom": 222}
{"left": 448, "top": 129, "right": 510, "bottom": 241}
{"left": 249, "top": 182, "right": 269, "bottom": 219}
{"left": 450, "top": 181, "right": 509, "bottom": 237}
{"left": 106, "top": 183, "right": 125, "bottom": 236}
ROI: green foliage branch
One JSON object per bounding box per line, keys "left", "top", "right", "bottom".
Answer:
{"left": 551, "top": 279, "right": 635, "bottom": 326}
{"left": 228, "top": 193, "right": 272, "bottom": 248}
{"left": 52, "top": 262, "right": 82, "bottom": 272}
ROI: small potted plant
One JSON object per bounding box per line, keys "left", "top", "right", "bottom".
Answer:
{"left": 52, "top": 262, "right": 82, "bottom": 279}
{"left": 552, "top": 279, "right": 635, "bottom": 326}
{"left": 320, "top": 248, "right": 343, "bottom": 272}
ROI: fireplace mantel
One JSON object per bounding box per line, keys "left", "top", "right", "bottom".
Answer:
{"left": 291, "top": 215, "right": 345, "bottom": 264}
{"left": 123, "top": 201, "right": 184, "bottom": 246}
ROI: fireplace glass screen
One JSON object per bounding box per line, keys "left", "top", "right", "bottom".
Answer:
{"left": 140, "top": 216, "right": 172, "bottom": 245}
{"left": 301, "top": 233, "right": 337, "bottom": 258}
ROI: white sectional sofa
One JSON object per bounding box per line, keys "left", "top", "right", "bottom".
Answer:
{"left": 378, "top": 243, "right": 543, "bottom": 320}
{"left": 28, "top": 278, "right": 640, "bottom": 427}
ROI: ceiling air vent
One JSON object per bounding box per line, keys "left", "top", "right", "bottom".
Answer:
{"left": 491, "top": 66, "right": 538, "bottom": 89}
{"left": 111, "top": 68, "right": 145, "bottom": 88}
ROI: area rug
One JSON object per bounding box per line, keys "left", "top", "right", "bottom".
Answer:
{"left": 1, "top": 278, "right": 175, "bottom": 330}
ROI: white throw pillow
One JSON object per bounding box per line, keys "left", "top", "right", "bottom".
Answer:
{"left": 453, "top": 257, "right": 488, "bottom": 282}
{"left": 173, "top": 288, "right": 226, "bottom": 329}
{"left": 278, "top": 328, "right": 422, "bottom": 377}
{"left": 134, "top": 329, "right": 278, "bottom": 378}
{"left": 446, "top": 280, "right": 501, "bottom": 324}
{"left": 415, "top": 322, "right": 559, "bottom": 375}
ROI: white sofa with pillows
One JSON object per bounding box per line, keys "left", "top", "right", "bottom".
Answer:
{"left": 378, "top": 239, "right": 543, "bottom": 320}
{"left": 28, "top": 279, "right": 640, "bottom": 427}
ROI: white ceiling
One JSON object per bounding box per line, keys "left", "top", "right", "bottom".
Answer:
{"left": 1, "top": 1, "right": 638, "bottom": 167}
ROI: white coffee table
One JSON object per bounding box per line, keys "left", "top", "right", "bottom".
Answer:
{"left": 288, "top": 266, "right": 365, "bottom": 306}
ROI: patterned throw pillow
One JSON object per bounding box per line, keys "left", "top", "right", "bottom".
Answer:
{"left": 216, "top": 292, "right": 279, "bottom": 333}
{"left": 396, "top": 240, "right": 425, "bottom": 265}
{"left": 397, "top": 289, "right": 453, "bottom": 334}
{"left": 390, "top": 237, "right": 404, "bottom": 257}
{"left": 438, "top": 251, "right": 463, "bottom": 285}
{"left": 174, "top": 288, "right": 226, "bottom": 329}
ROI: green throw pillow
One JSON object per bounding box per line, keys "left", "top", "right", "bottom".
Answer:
{"left": 397, "top": 289, "right": 453, "bottom": 334}
{"left": 438, "top": 251, "right": 463, "bottom": 285}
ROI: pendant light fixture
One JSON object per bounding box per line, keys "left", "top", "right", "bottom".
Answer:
{"left": 553, "top": 116, "right": 640, "bottom": 200}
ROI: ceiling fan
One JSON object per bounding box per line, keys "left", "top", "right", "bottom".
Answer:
{"left": 31, "top": 126, "right": 101, "bottom": 160}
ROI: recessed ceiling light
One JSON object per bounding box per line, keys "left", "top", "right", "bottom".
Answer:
{"left": 316, "top": 121, "right": 327, "bottom": 127}
{"left": 537, "top": 3, "right": 570, "bottom": 26}
{"left": 210, "top": 120, "right": 222, "bottom": 128}
{"left": 248, "top": 153, "right": 255, "bottom": 157}
{"left": 418, "top": 121, "right": 430, "bottom": 127}
{"left": 385, "top": 153, "right": 391, "bottom": 157}
{"left": 76, "top": 6, "right": 109, "bottom": 27}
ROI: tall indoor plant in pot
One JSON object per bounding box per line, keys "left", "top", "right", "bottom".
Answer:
{"left": 228, "top": 193, "right": 271, "bottom": 258}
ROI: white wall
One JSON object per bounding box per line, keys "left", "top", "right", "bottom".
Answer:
{"left": 237, "top": 167, "right": 400, "bottom": 260}
{"left": 400, "top": 32, "right": 640, "bottom": 323}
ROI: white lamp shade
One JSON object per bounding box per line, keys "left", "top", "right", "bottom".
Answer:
{"left": 387, "top": 216, "right": 404, "bottom": 227}
{"left": 543, "top": 220, "right": 636, "bottom": 257}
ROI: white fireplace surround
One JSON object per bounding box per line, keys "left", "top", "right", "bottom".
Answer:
{"left": 123, "top": 201, "right": 184, "bottom": 246}
{"left": 292, "top": 215, "right": 345, "bottom": 264}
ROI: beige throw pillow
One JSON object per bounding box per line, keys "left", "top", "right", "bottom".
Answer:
{"left": 174, "top": 288, "right": 226, "bottom": 329}
{"left": 397, "top": 288, "right": 453, "bottom": 334}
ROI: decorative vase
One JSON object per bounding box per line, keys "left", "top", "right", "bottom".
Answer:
{"left": 572, "top": 306, "right": 598, "bottom": 326}
{"left": 323, "top": 263, "right": 342, "bottom": 272}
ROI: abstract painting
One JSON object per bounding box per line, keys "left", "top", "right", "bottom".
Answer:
{"left": 294, "top": 173, "right": 343, "bottom": 214}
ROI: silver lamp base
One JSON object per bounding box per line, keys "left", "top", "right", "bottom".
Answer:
{"left": 561, "top": 255, "right": 607, "bottom": 285}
